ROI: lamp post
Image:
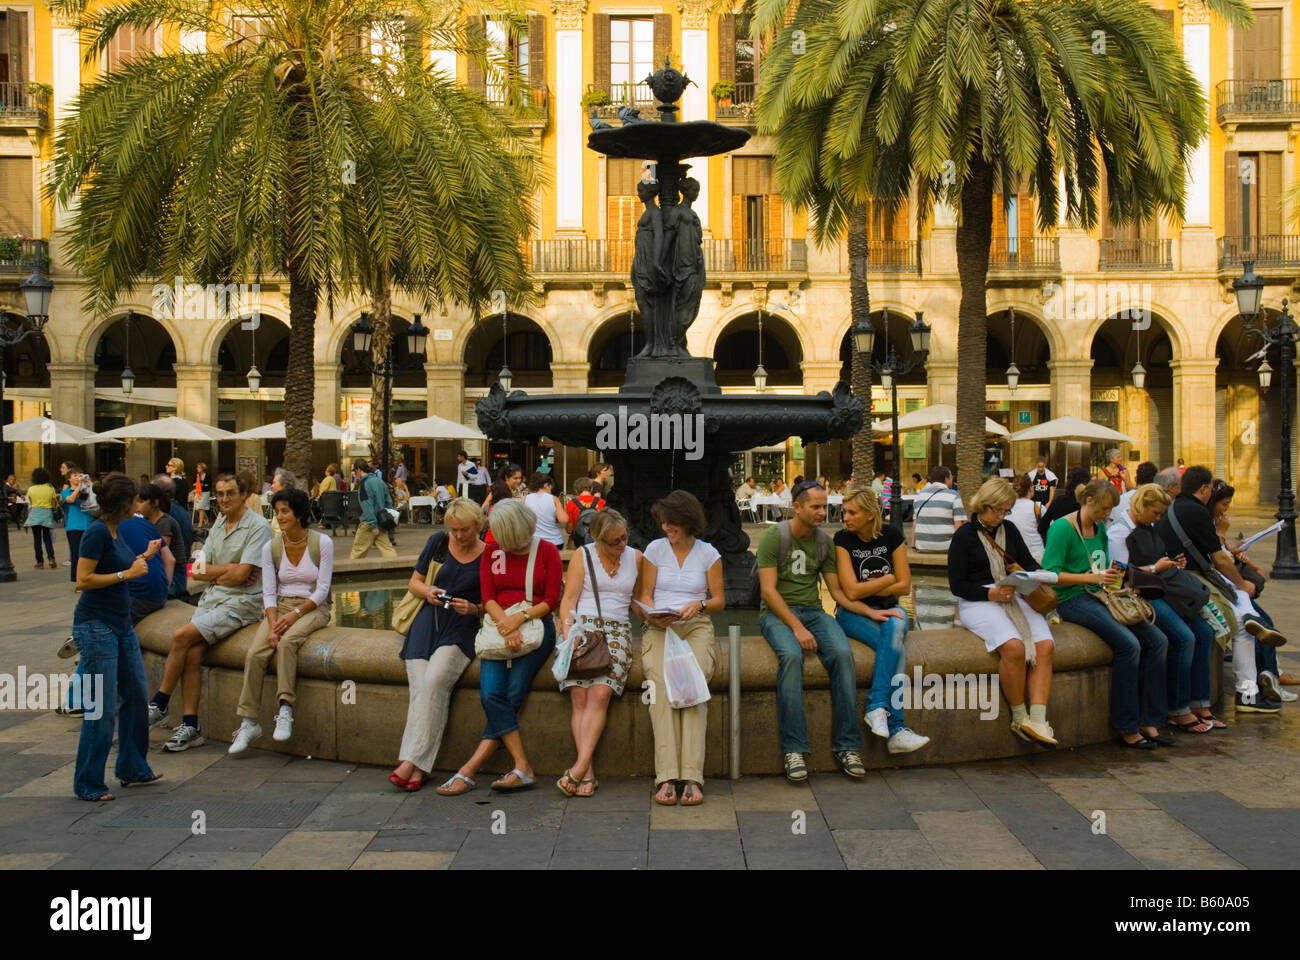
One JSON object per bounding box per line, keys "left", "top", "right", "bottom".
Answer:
{"left": 1234, "top": 265, "right": 1300, "bottom": 579}
{"left": 854, "top": 310, "right": 931, "bottom": 528}
{"left": 350, "top": 313, "right": 428, "bottom": 482}
{"left": 0, "top": 266, "right": 53, "bottom": 582}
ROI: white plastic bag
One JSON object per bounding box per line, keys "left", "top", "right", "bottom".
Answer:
{"left": 662, "top": 626, "right": 711, "bottom": 709}
{"left": 551, "top": 621, "right": 582, "bottom": 683}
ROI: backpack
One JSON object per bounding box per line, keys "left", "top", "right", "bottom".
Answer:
{"left": 271, "top": 529, "right": 322, "bottom": 569}
{"left": 775, "top": 519, "right": 830, "bottom": 570}
{"left": 571, "top": 504, "right": 601, "bottom": 547}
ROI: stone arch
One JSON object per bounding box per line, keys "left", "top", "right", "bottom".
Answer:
{"left": 983, "top": 298, "right": 1066, "bottom": 361}
{"left": 835, "top": 308, "right": 929, "bottom": 385}
{"left": 450, "top": 309, "right": 561, "bottom": 369}
{"left": 1080, "top": 299, "right": 1190, "bottom": 363}
{"left": 76, "top": 305, "right": 183, "bottom": 367}
{"left": 1, "top": 309, "right": 51, "bottom": 392}
{"left": 201, "top": 303, "right": 293, "bottom": 368}
{"left": 700, "top": 300, "right": 814, "bottom": 363}
{"left": 713, "top": 310, "right": 804, "bottom": 388}
{"left": 463, "top": 312, "right": 555, "bottom": 389}
{"left": 585, "top": 307, "right": 646, "bottom": 389}
{"left": 86, "top": 312, "right": 181, "bottom": 389}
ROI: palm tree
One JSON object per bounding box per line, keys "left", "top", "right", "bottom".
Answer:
{"left": 846, "top": 205, "right": 873, "bottom": 487}
{"left": 754, "top": 0, "right": 1249, "bottom": 498}
{"left": 49, "top": 0, "right": 539, "bottom": 479}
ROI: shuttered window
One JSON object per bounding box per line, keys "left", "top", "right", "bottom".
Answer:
{"left": 0, "top": 156, "right": 34, "bottom": 234}
{"left": 1225, "top": 151, "right": 1284, "bottom": 235}
{"left": 866, "top": 198, "right": 909, "bottom": 242}
{"left": 1233, "top": 8, "right": 1282, "bottom": 81}
{"left": 107, "top": 24, "right": 155, "bottom": 70}
{"left": 993, "top": 193, "right": 1034, "bottom": 246}
{"left": 607, "top": 159, "right": 641, "bottom": 271}
{"left": 4, "top": 9, "right": 29, "bottom": 84}
{"left": 466, "top": 15, "right": 486, "bottom": 93}
{"left": 528, "top": 15, "right": 546, "bottom": 90}
{"left": 731, "top": 156, "right": 782, "bottom": 267}
{"left": 610, "top": 17, "right": 654, "bottom": 103}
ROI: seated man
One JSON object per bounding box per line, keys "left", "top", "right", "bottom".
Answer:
{"left": 735, "top": 476, "right": 757, "bottom": 501}
{"left": 758, "top": 480, "right": 868, "bottom": 784}
{"left": 148, "top": 473, "right": 271, "bottom": 750}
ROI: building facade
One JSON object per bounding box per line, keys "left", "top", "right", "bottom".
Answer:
{"left": 1, "top": 0, "right": 1298, "bottom": 500}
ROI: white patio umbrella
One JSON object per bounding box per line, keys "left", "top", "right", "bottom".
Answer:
{"left": 232, "top": 419, "right": 350, "bottom": 441}
{"left": 871, "top": 403, "right": 1011, "bottom": 437}
{"left": 3, "top": 416, "right": 122, "bottom": 445}
{"left": 90, "top": 416, "right": 234, "bottom": 442}
{"left": 392, "top": 415, "right": 486, "bottom": 440}
{"left": 1009, "top": 415, "right": 1137, "bottom": 445}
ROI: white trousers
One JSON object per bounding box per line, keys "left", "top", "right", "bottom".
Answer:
{"left": 398, "top": 646, "right": 471, "bottom": 772}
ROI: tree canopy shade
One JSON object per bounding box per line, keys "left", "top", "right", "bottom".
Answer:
{"left": 749, "top": 0, "right": 1250, "bottom": 497}
{"left": 48, "top": 0, "right": 543, "bottom": 477}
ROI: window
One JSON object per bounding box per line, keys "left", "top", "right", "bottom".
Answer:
{"left": 107, "top": 25, "right": 155, "bottom": 71}
{"left": 230, "top": 16, "right": 271, "bottom": 45}
{"left": 1233, "top": 8, "right": 1282, "bottom": 81}
{"left": 606, "top": 158, "right": 642, "bottom": 270}
{"left": 1225, "top": 151, "right": 1284, "bottom": 236}
{"left": 731, "top": 156, "right": 783, "bottom": 269}
{"left": 1, "top": 9, "right": 31, "bottom": 87}
{"left": 0, "top": 156, "right": 33, "bottom": 234}
{"left": 733, "top": 14, "right": 756, "bottom": 102}
{"left": 610, "top": 18, "right": 653, "bottom": 103}
{"left": 484, "top": 18, "right": 528, "bottom": 104}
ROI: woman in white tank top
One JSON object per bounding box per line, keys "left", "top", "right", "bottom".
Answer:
{"left": 523, "top": 472, "right": 568, "bottom": 548}
{"left": 556, "top": 509, "right": 643, "bottom": 797}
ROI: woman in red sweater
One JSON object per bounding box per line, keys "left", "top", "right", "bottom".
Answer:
{"left": 437, "top": 499, "right": 562, "bottom": 794}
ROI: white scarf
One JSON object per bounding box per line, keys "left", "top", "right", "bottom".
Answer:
{"left": 976, "top": 521, "right": 1036, "bottom": 665}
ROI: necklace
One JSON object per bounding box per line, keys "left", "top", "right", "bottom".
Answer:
{"left": 597, "top": 545, "right": 621, "bottom": 578}
{"left": 284, "top": 531, "right": 307, "bottom": 545}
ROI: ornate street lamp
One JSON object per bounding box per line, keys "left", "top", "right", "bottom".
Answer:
{"left": 753, "top": 307, "right": 767, "bottom": 391}
{"left": 120, "top": 312, "right": 135, "bottom": 395}
{"left": 861, "top": 310, "right": 930, "bottom": 528}
{"left": 497, "top": 309, "right": 512, "bottom": 392}
{"left": 1005, "top": 309, "right": 1019, "bottom": 394}
{"left": 406, "top": 312, "right": 429, "bottom": 357}
{"left": 351, "top": 312, "right": 374, "bottom": 354}
{"left": 1257, "top": 358, "right": 1273, "bottom": 391}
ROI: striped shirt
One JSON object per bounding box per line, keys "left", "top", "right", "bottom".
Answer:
{"left": 913, "top": 483, "right": 967, "bottom": 553}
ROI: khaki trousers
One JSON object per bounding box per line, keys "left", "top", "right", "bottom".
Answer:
{"left": 398, "top": 646, "right": 472, "bottom": 772}
{"left": 236, "top": 597, "right": 331, "bottom": 718}
{"left": 640, "top": 615, "right": 717, "bottom": 785}
{"left": 351, "top": 521, "right": 396, "bottom": 559}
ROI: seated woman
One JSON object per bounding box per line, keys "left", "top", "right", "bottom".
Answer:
{"left": 1116, "top": 483, "right": 1220, "bottom": 733}
{"left": 1044, "top": 478, "right": 1170, "bottom": 749}
{"left": 949, "top": 477, "right": 1058, "bottom": 745}
{"left": 556, "top": 510, "right": 643, "bottom": 797}
{"left": 390, "top": 498, "right": 487, "bottom": 790}
{"left": 393, "top": 476, "right": 412, "bottom": 518}
{"left": 437, "top": 499, "right": 561, "bottom": 795}
{"left": 229, "top": 488, "right": 333, "bottom": 753}
{"left": 832, "top": 488, "right": 929, "bottom": 754}
{"left": 634, "top": 490, "right": 725, "bottom": 806}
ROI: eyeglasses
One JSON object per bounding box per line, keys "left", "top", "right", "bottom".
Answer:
{"left": 214, "top": 489, "right": 240, "bottom": 499}
{"left": 602, "top": 534, "right": 628, "bottom": 546}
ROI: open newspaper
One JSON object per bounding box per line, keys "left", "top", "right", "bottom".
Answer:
{"left": 990, "top": 570, "right": 1059, "bottom": 594}
{"left": 1239, "top": 520, "right": 1285, "bottom": 552}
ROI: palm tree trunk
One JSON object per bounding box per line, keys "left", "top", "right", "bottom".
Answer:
{"left": 954, "top": 155, "right": 994, "bottom": 502}
{"left": 369, "top": 273, "right": 395, "bottom": 480}
{"left": 283, "top": 260, "right": 317, "bottom": 481}
{"left": 847, "top": 203, "right": 873, "bottom": 487}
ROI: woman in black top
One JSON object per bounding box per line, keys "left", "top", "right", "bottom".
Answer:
{"left": 1037, "top": 466, "right": 1090, "bottom": 541}
{"left": 390, "top": 498, "right": 486, "bottom": 791}
{"left": 949, "top": 477, "right": 1058, "bottom": 746}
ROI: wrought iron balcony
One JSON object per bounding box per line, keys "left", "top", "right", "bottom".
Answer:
{"left": 0, "top": 82, "right": 49, "bottom": 131}
{"left": 1217, "top": 234, "right": 1300, "bottom": 272}
{"left": 988, "top": 236, "right": 1060, "bottom": 277}
{"left": 586, "top": 81, "right": 657, "bottom": 120}
{"left": 715, "top": 81, "right": 756, "bottom": 124}
{"left": 485, "top": 83, "right": 549, "bottom": 129}
{"left": 526, "top": 238, "right": 808, "bottom": 275}
{"left": 1216, "top": 79, "right": 1300, "bottom": 125}
{"left": 1099, "top": 238, "right": 1173, "bottom": 270}
{"left": 0, "top": 237, "right": 49, "bottom": 276}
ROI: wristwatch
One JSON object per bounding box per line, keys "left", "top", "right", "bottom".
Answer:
{"left": 116, "top": 571, "right": 125, "bottom": 581}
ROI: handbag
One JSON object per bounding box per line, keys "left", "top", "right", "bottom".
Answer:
{"left": 391, "top": 533, "right": 448, "bottom": 635}
{"left": 1237, "top": 559, "right": 1266, "bottom": 598}
{"left": 1159, "top": 566, "right": 1211, "bottom": 619}
{"left": 1127, "top": 566, "right": 1167, "bottom": 600}
{"left": 475, "top": 537, "right": 545, "bottom": 660}
{"left": 1067, "top": 512, "right": 1154, "bottom": 626}
{"left": 978, "top": 526, "right": 1058, "bottom": 615}
{"left": 569, "top": 546, "right": 614, "bottom": 679}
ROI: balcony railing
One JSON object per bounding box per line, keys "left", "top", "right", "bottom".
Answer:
{"left": 526, "top": 238, "right": 807, "bottom": 274}
{"left": 988, "top": 236, "right": 1060, "bottom": 270}
{"left": 0, "top": 82, "right": 47, "bottom": 129}
{"left": 1099, "top": 238, "right": 1173, "bottom": 270}
{"left": 587, "top": 81, "right": 657, "bottom": 119}
{"left": 1217, "top": 235, "right": 1300, "bottom": 270}
{"left": 1216, "top": 79, "right": 1300, "bottom": 124}
{"left": 0, "top": 238, "right": 49, "bottom": 276}
{"left": 485, "top": 83, "right": 549, "bottom": 124}
{"left": 716, "top": 81, "right": 756, "bottom": 121}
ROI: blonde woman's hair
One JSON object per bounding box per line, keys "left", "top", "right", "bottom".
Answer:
{"left": 167, "top": 457, "right": 185, "bottom": 474}
{"left": 1128, "top": 482, "right": 1171, "bottom": 518}
{"left": 443, "top": 497, "right": 484, "bottom": 532}
{"left": 1077, "top": 477, "right": 1119, "bottom": 508}
{"left": 970, "top": 477, "right": 1016, "bottom": 516}
{"left": 588, "top": 509, "right": 627, "bottom": 544}
{"left": 487, "top": 498, "right": 536, "bottom": 554}
{"left": 844, "top": 488, "right": 884, "bottom": 541}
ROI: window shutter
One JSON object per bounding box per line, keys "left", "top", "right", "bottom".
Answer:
{"left": 732, "top": 194, "right": 745, "bottom": 266}
{"left": 528, "top": 16, "right": 546, "bottom": 89}
{"left": 0, "top": 157, "right": 34, "bottom": 234}
{"left": 608, "top": 195, "right": 637, "bottom": 270}
{"left": 719, "top": 14, "right": 735, "bottom": 83}
{"left": 1262, "top": 151, "right": 1284, "bottom": 235}
{"left": 403, "top": 16, "right": 424, "bottom": 65}
{"left": 1224, "top": 150, "right": 1242, "bottom": 235}
{"left": 594, "top": 15, "right": 611, "bottom": 88}
{"left": 466, "top": 15, "right": 486, "bottom": 93}
{"left": 893, "top": 197, "right": 910, "bottom": 242}
{"left": 1017, "top": 193, "right": 1033, "bottom": 239}
{"left": 7, "top": 9, "right": 27, "bottom": 81}
{"left": 765, "top": 196, "right": 784, "bottom": 267}
{"left": 992, "top": 194, "right": 1008, "bottom": 238}
{"left": 653, "top": 14, "right": 672, "bottom": 68}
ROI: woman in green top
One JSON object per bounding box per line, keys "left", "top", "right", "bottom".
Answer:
{"left": 1042, "top": 478, "right": 1172, "bottom": 750}
{"left": 1040, "top": 478, "right": 1175, "bottom": 749}
{"left": 24, "top": 467, "right": 58, "bottom": 569}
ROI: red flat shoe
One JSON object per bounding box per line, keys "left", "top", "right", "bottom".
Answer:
{"left": 403, "top": 776, "right": 425, "bottom": 792}
{"left": 388, "top": 770, "right": 410, "bottom": 789}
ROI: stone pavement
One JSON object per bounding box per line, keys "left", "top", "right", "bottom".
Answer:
{"left": 4, "top": 545, "right": 1300, "bottom": 869}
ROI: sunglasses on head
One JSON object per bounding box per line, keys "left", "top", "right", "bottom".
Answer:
{"left": 791, "top": 480, "right": 824, "bottom": 500}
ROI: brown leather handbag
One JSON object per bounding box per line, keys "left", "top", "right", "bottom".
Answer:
{"left": 979, "top": 527, "right": 1059, "bottom": 615}
{"left": 569, "top": 546, "right": 613, "bottom": 679}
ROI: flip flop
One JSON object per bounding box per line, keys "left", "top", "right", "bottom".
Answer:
{"left": 436, "top": 773, "right": 476, "bottom": 796}
{"left": 119, "top": 772, "right": 164, "bottom": 787}
{"left": 1170, "top": 717, "right": 1213, "bottom": 734}
{"left": 575, "top": 776, "right": 598, "bottom": 798}
{"left": 654, "top": 782, "right": 678, "bottom": 806}
{"left": 1197, "top": 714, "right": 1227, "bottom": 729}
{"left": 491, "top": 768, "right": 536, "bottom": 792}
{"left": 679, "top": 781, "right": 703, "bottom": 806}
{"left": 556, "top": 769, "right": 581, "bottom": 796}
{"left": 78, "top": 792, "right": 114, "bottom": 802}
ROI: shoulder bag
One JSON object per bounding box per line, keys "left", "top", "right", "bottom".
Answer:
{"left": 1164, "top": 500, "right": 1240, "bottom": 637}
{"left": 475, "top": 537, "right": 545, "bottom": 660}
{"left": 391, "top": 533, "right": 448, "bottom": 635}
{"left": 978, "top": 526, "right": 1058, "bottom": 615}
{"left": 569, "top": 546, "right": 614, "bottom": 679}
{"left": 1067, "top": 512, "right": 1154, "bottom": 626}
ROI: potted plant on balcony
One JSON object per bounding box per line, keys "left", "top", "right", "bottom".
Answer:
{"left": 711, "top": 80, "right": 735, "bottom": 108}
{"left": 581, "top": 88, "right": 610, "bottom": 109}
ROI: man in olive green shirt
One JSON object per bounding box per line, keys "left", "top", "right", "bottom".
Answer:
{"left": 758, "top": 481, "right": 869, "bottom": 784}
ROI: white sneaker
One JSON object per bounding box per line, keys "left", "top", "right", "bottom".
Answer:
{"left": 1260, "top": 671, "right": 1298, "bottom": 703}
{"left": 1019, "top": 717, "right": 1058, "bottom": 745}
{"left": 864, "top": 707, "right": 890, "bottom": 739}
{"left": 228, "top": 719, "right": 262, "bottom": 755}
{"left": 147, "top": 702, "right": 169, "bottom": 729}
{"left": 273, "top": 707, "right": 294, "bottom": 742}
{"left": 162, "top": 724, "right": 205, "bottom": 752}
{"left": 886, "top": 728, "right": 931, "bottom": 754}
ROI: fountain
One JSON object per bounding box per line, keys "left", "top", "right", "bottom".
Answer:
{"left": 478, "top": 62, "right": 864, "bottom": 606}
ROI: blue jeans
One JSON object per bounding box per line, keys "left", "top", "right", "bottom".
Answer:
{"left": 1057, "top": 592, "right": 1168, "bottom": 734}
{"left": 479, "top": 618, "right": 556, "bottom": 740}
{"left": 1249, "top": 604, "right": 1280, "bottom": 676}
{"left": 760, "top": 607, "right": 861, "bottom": 753}
{"left": 72, "top": 619, "right": 154, "bottom": 799}
{"left": 1150, "top": 597, "right": 1204, "bottom": 715}
{"left": 1185, "top": 611, "right": 1215, "bottom": 709}
{"left": 836, "top": 607, "right": 909, "bottom": 735}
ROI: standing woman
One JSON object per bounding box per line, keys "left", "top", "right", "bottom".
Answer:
{"left": 556, "top": 510, "right": 643, "bottom": 797}
{"left": 193, "top": 462, "right": 213, "bottom": 530}
{"left": 24, "top": 467, "right": 58, "bottom": 570}
{"left": 833, "top": 488, "right": 930, "bottom": 753}
{"left": 482, "top": 463, "right": 523, "bottom": 512}
{"left": 61, "top": 467, "right": 92, "bottom": 581}
{"left": 1100, "top": 448, "right": 1134, "bottom": 495}
{"left": 1007, "top": 474, "right": 1046, "bottom": 562}
{"left": 1044, "top": 478, "right": 1170, "bottom": 749}
{"left": 524, "top": 472, "right": 568, "bottom": 549}
{"left": 949, "top": 478, "right": 1058, "bottom": 744}
{"left": 72, "top": 473, "right": 163, "bottom": 800}
{"left": 437, "top": 499, "right": 561, "bottom": 795}
{"left": 390, "top": 499, "right": 486, "bottom": 791}
{"left": 634, "top": 490, "right": 725, "bottom": 806}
